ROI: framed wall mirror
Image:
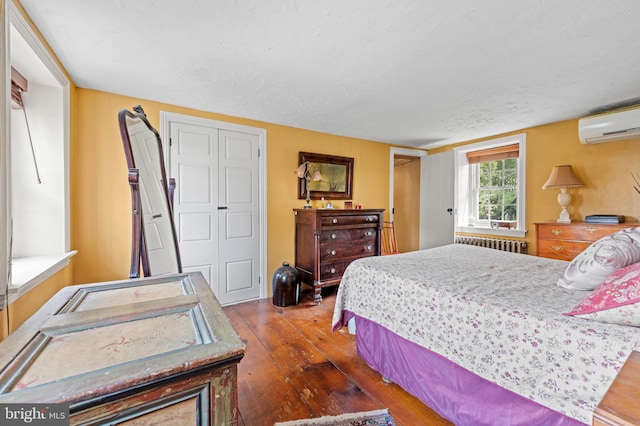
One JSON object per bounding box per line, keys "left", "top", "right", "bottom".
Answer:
{"left": 119, "top": 106, "right": 182, "bottom": 278}
{"left": 297, "top": 152, "right": 354, "bottom": 200}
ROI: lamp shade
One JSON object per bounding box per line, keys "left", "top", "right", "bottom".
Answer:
{"left": 542, "top": 165, "right": 584, "bottom": 189}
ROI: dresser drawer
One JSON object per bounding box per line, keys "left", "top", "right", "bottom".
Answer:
{"left": 537, "top": 224, "right": 630, "bottom": 242}
{"left": 321, "top": 214, "right": 379, "bottom": 227}
{"left": 319, "top": 260, "right": 352, "bottom": 281}
{"left": 537, "top": 240, "right": 589, "bottom": 261}
{"left": 320, "top": 241, "right": 377, "bottom": 260}
{"left": 319, "top": 257, "right": 375, "bottom": 281}
{"left": 320, "top": 228, "right": 377, "bottom": 243}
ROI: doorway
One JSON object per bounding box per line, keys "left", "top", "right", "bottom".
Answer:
{"left": 389, "top": 147, "right": 427, "bottom": 251}
{"left": 393, "top": 156, "right": 421, "bottom": 252}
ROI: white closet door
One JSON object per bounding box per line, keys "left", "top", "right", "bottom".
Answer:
{"left": 170, "top": 122, "right": 261, "bottom": 304}
{"left": 217, "top": 130, "right": 260, "bottom": 305}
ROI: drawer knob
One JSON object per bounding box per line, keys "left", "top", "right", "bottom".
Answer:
{"left": 330, "top": 250, "right": 336, "bottom": 256}
{"left": 365, "top": 231, "right": 373, "bottom": 237}
{"left": 330, "top": 267, "right": 336, "bottom": 274}
{"left": 552, "top": 245, "right": 563, "bottom": 252}
{"left": 586, "top": 227, "right": 598, "bottom": 233}
{"left": 366, "top": 217, "right": 372, "bottom": 222}
{"left": 366, "top": 245, "right": 372, "bottom": 251}
{"left": 332, "top": 218, "right": 338, "bottom": 224}
{"left": 551, "top": 229, "right": 562, "bottom": 236}
{"left": 331, "top": 233, "right": 337, "bottom": 239}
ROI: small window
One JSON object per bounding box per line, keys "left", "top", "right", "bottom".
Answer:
{"left": 454, "top": 134, "right": 526, "bottom": 238}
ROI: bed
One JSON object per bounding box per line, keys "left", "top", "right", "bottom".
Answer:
{"left": 332, "top": 243, "right": 640, "bottom": 425}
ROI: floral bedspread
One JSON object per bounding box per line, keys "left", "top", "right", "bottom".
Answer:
{"left": 332, "top": 244, "right": 640, "bottom": 424}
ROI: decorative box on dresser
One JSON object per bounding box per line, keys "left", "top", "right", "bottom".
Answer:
{"left": 0, "top": 272, "right": 245, "bottom": 425}
{"left": 294, "top": 208, "right": 384, "bottom": 303}
{"left": 535, "top": 221, "right": 637, "bottom": 261}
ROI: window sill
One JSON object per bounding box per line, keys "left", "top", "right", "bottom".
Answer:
{"left": 8, "top": 251, "right": 77, "bottom": 304}
{"left": 456, "top": 226, "right": 527, "bottom": 239}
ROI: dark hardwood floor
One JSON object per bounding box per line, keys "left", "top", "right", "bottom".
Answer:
{"left": 223, "top": 288, "right": 452, "bottom": 426}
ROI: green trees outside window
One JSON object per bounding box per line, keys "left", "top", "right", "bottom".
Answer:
{"left": 477, "top": 158, "right": 517, "bottom": 221}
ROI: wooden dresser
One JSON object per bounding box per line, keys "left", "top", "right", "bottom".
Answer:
{"left": 294, "top": 208, "right": 384, "bottom": 303}
{"left": 535, "top": 221, "right": 636, "bottom": 261}
{"left": 0, "top": 272, "right": 245, "bottom": 425}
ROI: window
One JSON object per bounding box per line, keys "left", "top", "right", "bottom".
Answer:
{"left": 454, "top": 134, "right": 526, "bottom": 238}
{"left": 4, "top": 1, "right": 75, "bottom": 301}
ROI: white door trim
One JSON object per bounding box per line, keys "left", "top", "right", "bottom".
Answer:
{"left": 160, "top": 111, "right": 267, "bottom": 300}
{"left": 389, "top": 147, "right": 428, "bottom": 247}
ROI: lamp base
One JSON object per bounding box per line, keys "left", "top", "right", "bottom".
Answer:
{"left": 304, "top": 177, "right": 312, "bottom": 209}
{"left": 556, "top": 189, "right": 573, "bottom": 223}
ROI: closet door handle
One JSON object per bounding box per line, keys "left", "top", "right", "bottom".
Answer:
{"left": 217, "top": 206, "right": 228, "bottom": 210}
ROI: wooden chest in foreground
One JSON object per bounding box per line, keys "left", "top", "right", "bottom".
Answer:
{"left": 0, "top": 272, "right": 245, "bottom": 425}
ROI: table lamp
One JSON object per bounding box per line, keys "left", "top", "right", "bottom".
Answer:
{"left": 542, "top": 165, "right": 584, "bottom": 223}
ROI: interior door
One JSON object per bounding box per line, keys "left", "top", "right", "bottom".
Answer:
{"left": 217, "top": 130, "right": 260, "bottom": 305}
{"left": 170, "top": 122, "right": 261, "bottom": 305}
{"left": 424, "top": 150, "right": 455, "bottom": 248}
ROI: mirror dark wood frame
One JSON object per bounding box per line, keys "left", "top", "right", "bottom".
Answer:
{"left": 297, "top": 152, "right": 354, "bottom": 200}
{"left": 119, "top": 106, "right": 182, "bottom": 278}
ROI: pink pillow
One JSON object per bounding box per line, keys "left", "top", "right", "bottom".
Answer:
{"left": 565, "top": 261, "right": 640, "bottom": 326}
{"left": 557, "top": 227, "right": 640, "bottom": 290}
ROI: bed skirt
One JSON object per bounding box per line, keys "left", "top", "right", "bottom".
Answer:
{"left": 345, "top": 311, "right": 586, "bottom": 426}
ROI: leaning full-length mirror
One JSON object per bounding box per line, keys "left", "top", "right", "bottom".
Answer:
{"left": 119, "top": 106, "right": 181, "bottom": 278}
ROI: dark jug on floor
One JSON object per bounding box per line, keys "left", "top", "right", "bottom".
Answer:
{"left": 272, "top": 262, "right": 300, "bottom": 307}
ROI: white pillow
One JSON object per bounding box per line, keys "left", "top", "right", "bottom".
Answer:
{"left": 557, "top": 227, "right": 640, "bottom": 290}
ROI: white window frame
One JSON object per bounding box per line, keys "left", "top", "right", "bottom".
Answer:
{"left": 453, "top": 133, "right": 527, "bottom": 238}
{"left": 4, "top": 1, "right": 75, "bottom": 303}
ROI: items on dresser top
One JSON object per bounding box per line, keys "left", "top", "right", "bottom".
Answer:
{"left": 0, "top": 272, "right": 245, "bottom": 426}
{"left": 535, "top": 221, "right": 637, "bottom": 261}
{"left": 294, "top": 208, "right": 384, "bottom": 303}
{"left": 585, "top": 214, "right": 626, "bottom": 224}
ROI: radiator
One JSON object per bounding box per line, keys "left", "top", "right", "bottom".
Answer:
{"left": 454, "top": 235, "right": 528, "bottom": 254}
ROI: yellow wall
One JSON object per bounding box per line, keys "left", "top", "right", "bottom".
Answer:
{"left": 429, "top": 119, "right": 640, "bottom": 254}
{"left": 73, "top": 89, "right": 391, "bottom": 287}
{"left": 1, "top": 266, "right": 72, "bottom": 339}
{"left": 7, "top": 267, "right": 72, "bottom": 333}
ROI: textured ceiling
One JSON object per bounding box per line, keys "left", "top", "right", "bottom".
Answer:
{"left": 17, "top": 0, "right": 640, "bottom": 149}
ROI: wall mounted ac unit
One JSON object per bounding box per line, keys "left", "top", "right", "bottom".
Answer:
{"left": 578, "top": 106, "right": 640, "bottom": 144}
